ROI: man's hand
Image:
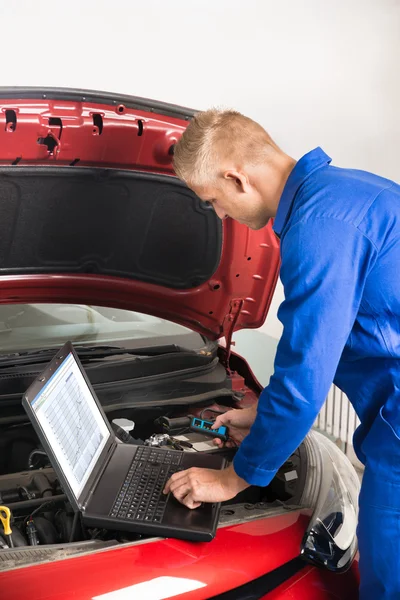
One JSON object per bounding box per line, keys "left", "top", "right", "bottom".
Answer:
{"left": 163, "top": 463, "right": 249, "bottom": 509}
{"left": 212, "top": 405, "right": 257, "bottom": 448}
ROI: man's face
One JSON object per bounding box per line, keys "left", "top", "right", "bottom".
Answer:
{"left": 190, "top": 174, "right": 271, "bottom": 231}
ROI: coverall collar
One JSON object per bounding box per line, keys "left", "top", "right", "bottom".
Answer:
{"left": 273, "top": 147, "right": 332, "bottom": 237}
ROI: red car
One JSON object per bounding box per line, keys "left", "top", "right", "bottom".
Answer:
{"left": 0, "top": 88, "right": 360, "bottom": 599}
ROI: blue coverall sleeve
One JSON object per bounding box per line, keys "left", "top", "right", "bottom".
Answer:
{"left": 233, "top": 216, "right": 377, "bottom": 486}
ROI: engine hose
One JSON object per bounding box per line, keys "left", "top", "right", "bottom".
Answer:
{"left": 28, "top": 449, "right": 48, "bottom": 470}
{"left": 6, "top": 494, "right": 66, "bottom": 512}
{"left": 0, "top": 488, "right": 23, "bottom": 504}
{"left": 32, "top": 473, "right": 54, "bottom": 521}
{"left": 32, "top": 473, "right": 53, "bottom": 498}
{"left": 31, "top": 516, "right": 59, "bottom": 545}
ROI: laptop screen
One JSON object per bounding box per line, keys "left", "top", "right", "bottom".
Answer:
{"left": 30, "top": 352, "right": 111, "bottom": 498}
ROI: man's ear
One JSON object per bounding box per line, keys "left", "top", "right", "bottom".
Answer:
{"left": 223, "top": 170, "right": 250, "bottom": 193}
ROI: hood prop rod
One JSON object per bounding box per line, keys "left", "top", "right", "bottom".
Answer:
{"left": 221, "top": 299, "right": 244, "bottom": 373}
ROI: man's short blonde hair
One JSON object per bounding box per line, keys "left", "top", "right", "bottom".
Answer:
{"left": 173, "top": 109, "right": 277, "bottom": 187}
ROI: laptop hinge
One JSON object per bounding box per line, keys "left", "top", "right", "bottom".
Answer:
{"left": 80, "top": 440, "right": 117, "bottom": 512}
{"left": 221, "top": 299, "right": 244, "bottom": 373}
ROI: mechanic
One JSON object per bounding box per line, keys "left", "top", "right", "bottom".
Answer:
{"left": 163, "top": 109, "right": 400, "bottom": 600}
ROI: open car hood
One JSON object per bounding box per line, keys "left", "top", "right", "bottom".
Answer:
{"left": 0, "top": 88, "right": 280, "bottom": 341}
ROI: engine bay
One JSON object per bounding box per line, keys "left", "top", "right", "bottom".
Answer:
{"left": 0, "top": 399, "right": 307, "bottom": 569}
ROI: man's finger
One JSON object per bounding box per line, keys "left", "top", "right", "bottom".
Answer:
{"left": 167, "top": 475, "right": 192, "bottom": 495}
{"left": 163, "top": 469, "right": 189, "bottom": 494}
{"left": 179, "top": 493, "right": 202, "bottom": 509}
{"left": 170, "top": 482, "right": 193, "bottom": 502}
{"left": 168, "top": 478, "right": 202, "bottom": 508}
{"left": 226, "top": 439, "right": 238, "bottom": 448}
{"left": 211, "top": 414, "right": 228, "bottom": 429}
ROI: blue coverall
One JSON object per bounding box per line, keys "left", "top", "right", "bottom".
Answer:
{"left": 233, "top": 148, "right": 400, "bottom": 599}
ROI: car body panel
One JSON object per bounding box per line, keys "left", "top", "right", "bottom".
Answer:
{"left": 0, "top": 510, "right": 357, "bottom": 600}
{"left": 264, "top": 562, "right": 359, "bottom": 600}
{"left": 0, "top": 89, "right": 281, "bottom": 340}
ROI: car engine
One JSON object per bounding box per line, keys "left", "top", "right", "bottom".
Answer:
{"left": 0, "top": 403, "right": 306, "bottom": 560}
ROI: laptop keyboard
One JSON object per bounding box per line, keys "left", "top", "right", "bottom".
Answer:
{"left": 109, "top": 446, "right": 183, "bottom": 523}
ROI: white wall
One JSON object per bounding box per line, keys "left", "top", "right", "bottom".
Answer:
{"left": 1, "top": 0, "right": 399, "bottom": 385}
{"left": 1, "top": 0, "right": 398, "bottom": 178}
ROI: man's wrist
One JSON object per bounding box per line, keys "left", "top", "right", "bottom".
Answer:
{"left": 224, "top": 463, "right": 250, "bottom": 495}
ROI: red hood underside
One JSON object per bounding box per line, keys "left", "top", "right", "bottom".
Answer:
{"left": 0, "top": 88, "right": 280, "bottom": 340}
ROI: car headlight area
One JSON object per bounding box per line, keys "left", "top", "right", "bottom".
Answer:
{"left": 300, "top": 429, "right": 360, "bottom": 572}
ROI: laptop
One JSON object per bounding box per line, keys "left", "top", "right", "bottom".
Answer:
{"left": 22, "top": 341, "right": 226, "bottom": 542}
